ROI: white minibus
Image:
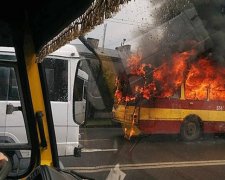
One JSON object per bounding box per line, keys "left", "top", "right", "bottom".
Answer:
{"left": 0, "top": 44, "right": 88, "bottom": 157}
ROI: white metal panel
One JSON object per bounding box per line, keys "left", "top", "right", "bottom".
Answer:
{"left": 5, "top": 101, "right": 28, "bottom": 143}
{"left": 48, "top": 44, "right": 80, "bottom": 58}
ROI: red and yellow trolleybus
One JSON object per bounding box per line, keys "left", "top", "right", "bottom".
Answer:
{"left": 113, "top": 51, "right": 225, "bottom": 141}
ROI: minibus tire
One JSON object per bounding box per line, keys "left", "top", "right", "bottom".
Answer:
{"left": 180, "top": 115, "right": 202, "bottom": 141}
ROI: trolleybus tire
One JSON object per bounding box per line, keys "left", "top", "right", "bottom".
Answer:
{"left": 180, "top": 115, "right": 202, "bottom": 141}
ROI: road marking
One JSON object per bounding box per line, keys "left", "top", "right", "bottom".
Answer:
{"left": 65, "top": 159, "right": 225, "bottom": 173}
{"left": 80, "top": 139, "right": 111, "bottom": 142}
{"left": 82, "top": 148, "right": 118, "bottom": 153}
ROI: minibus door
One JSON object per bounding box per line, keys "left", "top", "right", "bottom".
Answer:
{"left": 5, "top": 68, "right": 28, "bottom": 148}
{"left": 43, "top": 58, "right": 69, "bottom": 156}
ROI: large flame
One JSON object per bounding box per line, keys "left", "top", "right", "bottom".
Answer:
{"left": 185, "top": 58, "right": 225, "bottom": 100}
{"left": 114, "top": 50, "right": 225, "bottom": 103}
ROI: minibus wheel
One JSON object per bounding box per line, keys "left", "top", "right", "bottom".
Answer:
{"left": 180, "top": 115, "right": 202, "bottom": 141}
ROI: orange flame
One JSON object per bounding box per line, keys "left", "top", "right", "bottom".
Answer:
{"left": 185, "top": 57, "right": 225, "bottom": 100}
{"left": 114, "top": 50, "right": 225, "bottom": 103}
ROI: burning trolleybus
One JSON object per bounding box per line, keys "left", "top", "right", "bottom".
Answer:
{"left": 113, "top": 50, "right": 225, "bottom": 141}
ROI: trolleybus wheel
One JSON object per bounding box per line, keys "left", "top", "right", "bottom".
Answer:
{"left": 181, "top": 115, "right": 202, "bottom": 141}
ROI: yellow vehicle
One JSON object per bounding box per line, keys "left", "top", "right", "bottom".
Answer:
{"left": 0, "top": 0, "right": 129, "bottom": 179}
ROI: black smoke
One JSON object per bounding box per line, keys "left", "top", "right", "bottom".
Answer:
{"left": 136, "top": 0, "right": 225, "bottom": 67}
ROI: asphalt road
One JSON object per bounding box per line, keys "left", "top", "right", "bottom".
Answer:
{"left": 60, "top": 128, "right": 225, "bottom": 180}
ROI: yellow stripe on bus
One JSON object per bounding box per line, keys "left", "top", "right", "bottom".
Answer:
{"left": 114, "top": 105, "right": 225, "bottom": 122}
